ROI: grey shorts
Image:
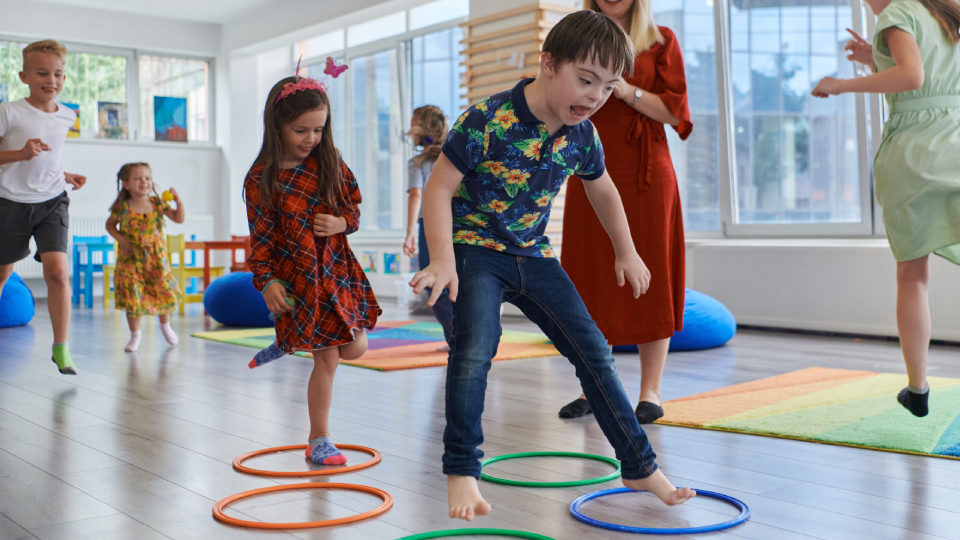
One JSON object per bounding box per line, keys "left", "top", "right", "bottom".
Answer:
{"left": 0, "top": 192, "right": 70, "bottom": 265}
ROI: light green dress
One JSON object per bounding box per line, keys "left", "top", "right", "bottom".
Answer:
{"left": 873, "top": 0, "right": 960, "bottom": 264}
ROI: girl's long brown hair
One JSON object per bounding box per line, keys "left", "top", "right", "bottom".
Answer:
{"left": 109, "top": 162, "right": 154, "bottom": 212}
{"left": 247, "top": 77, "right": 343, "bottom": 211}
{"left": 920, "top": 0, "right": 960, "bottom": 43}
{"left": 408, "top": 105, "right": 447, "bottom": 167}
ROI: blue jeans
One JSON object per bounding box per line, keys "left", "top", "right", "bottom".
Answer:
{"left": 442, "top": 244, "right": 659, "bottom": 480}
{"left": 418, "top": 218, "right": 454, "bottom": 344}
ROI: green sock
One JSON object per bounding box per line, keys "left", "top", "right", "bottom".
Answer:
{"left": 52, "top": 343, "right": 77, "bottom": 375}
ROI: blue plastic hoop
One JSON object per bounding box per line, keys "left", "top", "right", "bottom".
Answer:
{"left": 569, "top": 487, "right": 750, "bottom": 535}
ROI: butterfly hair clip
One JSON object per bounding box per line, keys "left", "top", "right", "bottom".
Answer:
{"left": 275, "top": 56, "right": 348, "bottom": 104}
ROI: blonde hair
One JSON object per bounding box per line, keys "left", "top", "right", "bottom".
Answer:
{"left": 22, "top": 40, "right": 68, "bottom": 68}
{"left": 584, "top": 0, "right": 662, "bottom": 53}
{"left": 110, "top": 163, "right": 155, "bottom": 212}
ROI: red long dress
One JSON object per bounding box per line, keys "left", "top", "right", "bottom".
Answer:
{"left": 562, "top": 27, "right": 692, "bottom": 346}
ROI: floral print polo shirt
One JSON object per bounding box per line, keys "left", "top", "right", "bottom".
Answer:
{"left": 441, "top": 78, "right": 606, "bottom": 258}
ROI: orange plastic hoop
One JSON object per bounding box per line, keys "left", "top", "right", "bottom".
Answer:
{"left": 233, "top": 444, "right": 381, "bottom": 477}
{"left": 212, "top": 482, "right": 393, "bottom": 529}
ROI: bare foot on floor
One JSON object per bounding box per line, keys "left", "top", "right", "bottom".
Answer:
{"left": 623, "top": 469, "right": 696, "bottom": 506}
{"left": 447, "top": 475, "right": 492, "bottom": 521}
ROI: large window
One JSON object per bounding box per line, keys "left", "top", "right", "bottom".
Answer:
{"left": 139, "top": 55, "right": 211, "bottom": 142}
{"left": 296, "top": 4, "right": 468, "bottom": 234}
{"left": 654, "top": 0, "right": 722, "bottom": 231}
{"left": 352, "top": 49, "right": 405, "bottom": 231}
{"left": 0, "top": 39, "right": 213, "bottom": 143}
{"left": 729, "top": 0, "right": 861, "bottom": 225}
{"left": 410, "top": 26, "right": 466, "bottom": 126}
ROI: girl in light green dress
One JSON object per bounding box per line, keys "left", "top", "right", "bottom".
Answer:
{"left": 812, "top": 0, "right": 960, "bottom": 417}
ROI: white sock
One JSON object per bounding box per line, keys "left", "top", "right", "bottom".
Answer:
{"left": 125, "top": 330, "right": 142, "bottom": 352}
{"left": 160, "top": 322, "right": 179, "bottom": 345}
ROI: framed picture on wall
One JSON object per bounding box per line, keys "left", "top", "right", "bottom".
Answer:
{"left": 154, "top": 96, "right": 187, "bottom": 142}
{"left": 62, "top": 102, "right": 80, "bottom": 138}
{"left": 361, "top": 251, "right": 377, "bottom": 273}
{"left": 98, "top": 102, "right": 128, "bottom": 139}
{"left": 384, "top": 253, "right": 400, "bottom": 274}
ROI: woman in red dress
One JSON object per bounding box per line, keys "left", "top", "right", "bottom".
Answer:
{"left": 558, "top": 0, "right": 692, "bottom": 423}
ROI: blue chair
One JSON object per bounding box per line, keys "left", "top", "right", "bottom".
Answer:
{"left": 72, "top": 235, "right": 114, "bottom": 308}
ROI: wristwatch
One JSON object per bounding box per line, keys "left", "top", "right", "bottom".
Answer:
{"left": 631, "top": 86, "right": 643, "bottom": 106}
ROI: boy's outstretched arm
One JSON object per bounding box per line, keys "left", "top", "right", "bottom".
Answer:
{"left": 409, "top": 153, "right": 464, "bottom": 306}
{"left": 581, "top": 171, "right": 650, "bottom": 297}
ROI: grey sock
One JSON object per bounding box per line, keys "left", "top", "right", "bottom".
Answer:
{"left": 907, "top": 385, "right": 929, "bottom": 394}
{"left": 308, "top": 435, "right": 332, "bottom": 449}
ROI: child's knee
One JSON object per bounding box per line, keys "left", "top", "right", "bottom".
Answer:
{"left": 340, "top": 342, "right": 367, "bottom": 360}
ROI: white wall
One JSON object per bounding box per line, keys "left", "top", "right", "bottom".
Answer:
{"left": 0, "top": 0, "right": 220, "bottom": 55}
{"left": 686, "top": 240, "right": 960, "bottom": 342}
{"left": 62, "top": 141, "right": 223, "bottom": 221}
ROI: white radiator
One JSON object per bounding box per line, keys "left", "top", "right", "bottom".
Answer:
{"left": 12, "top": 215, "right": 216, "bottom": 279}
{"left": 687, "top": 239, "right": 960, "bottom": 342}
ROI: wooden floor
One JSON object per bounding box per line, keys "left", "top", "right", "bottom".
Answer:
{"left": 1, "top": 300, "right": 959, "bottom": 540}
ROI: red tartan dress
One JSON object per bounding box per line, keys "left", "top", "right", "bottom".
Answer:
{"left": 245, "top": 156, "right": 380, "bottom": 353}
{"left": 562, "top": 27, "right": 692, "bottom": 345}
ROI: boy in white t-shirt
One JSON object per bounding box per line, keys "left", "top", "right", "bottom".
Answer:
{"left": 0, "top": 40, "right": 87, "bottom": 375}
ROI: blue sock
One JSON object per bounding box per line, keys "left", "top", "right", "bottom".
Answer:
{"left": 249, "top": 341, "right": 286, "bottom": 368}
{"left": 306, "top": 436, "right": 347, "bottom": 465}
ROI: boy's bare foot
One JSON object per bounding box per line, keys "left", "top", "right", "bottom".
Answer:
{"left": 447, "top": 475, "right": 492, "bottom": 521}
{"left": 622, "top": 469, "right": 696, "bottom": 506}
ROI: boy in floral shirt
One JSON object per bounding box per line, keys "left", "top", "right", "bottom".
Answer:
{"left": 410, "top": 9, "right": 695, "bottom": 522}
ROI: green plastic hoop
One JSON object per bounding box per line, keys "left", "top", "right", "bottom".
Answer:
{"left": 397, "top": 528, "right": 556, "bottom": 540}
{"left": 479, "top": 451, "right": 621, "bottom": 487}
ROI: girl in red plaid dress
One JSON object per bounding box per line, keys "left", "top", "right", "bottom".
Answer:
{"left": 244, "top": 73, "right": 380, "bottom": 465}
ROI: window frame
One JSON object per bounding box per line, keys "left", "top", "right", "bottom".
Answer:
{"left": 298, "top": 15, "right": 467, "bottom": 240}
{"left": 0, "top": 34, "right": 215, "bottom": 146}
{"left": 134, "top": 49, "right": 217, "bottom": 146}
{"left": 709, "top": 0, "right": 879, "bottom": 238}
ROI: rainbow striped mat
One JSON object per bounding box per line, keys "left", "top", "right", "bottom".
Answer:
{"left": 192, "top": 320, "right": 560, "bottom": 371}
{"left": 657, "top": 367, "right": 960, "bottom": 459}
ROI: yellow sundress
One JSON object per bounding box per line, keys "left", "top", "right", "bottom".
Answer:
{"left": 112, "top": 196, "right": 179, "bottom": 316}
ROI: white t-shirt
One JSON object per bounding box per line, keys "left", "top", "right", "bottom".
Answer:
{"left": 0, "top": 99, "right": 77, "bottom": 203}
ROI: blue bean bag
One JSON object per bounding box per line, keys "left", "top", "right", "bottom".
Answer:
{"left": 0, "top": 272, "right": 36, "bottom": 328}
{"left": 612, "top": 289, "right": 736, "bottom": 353}
{"left": 202, "top": 272, "right": 272, "bottom": 327}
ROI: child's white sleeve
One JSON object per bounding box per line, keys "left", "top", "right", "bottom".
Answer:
{"left": 0, "top": 104, "right": 9, "bottom": 138}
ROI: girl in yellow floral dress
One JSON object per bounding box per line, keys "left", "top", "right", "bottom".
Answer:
{"left": 106, "top": 162, "right": 183, "bottom": 352}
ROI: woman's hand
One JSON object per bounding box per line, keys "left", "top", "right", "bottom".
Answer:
{"left": 811, "top": 77, "right": 842, "bottom": 98}
{"left": 313, "top": 213, "right": 347, "bottom": 237}
{"left": 612, "top": 79, "right": 634, "bottom": 103}
{"left": 845, "top": 29, "right": 875, "bottom": 70}
{"left": 263, "top": 281, "right": 294, "bottom": 315}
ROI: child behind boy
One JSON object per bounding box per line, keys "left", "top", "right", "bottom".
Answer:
{"left": 0, "top": 40, "right": 86, "bottom": 375}
{"left": 411, "top": 10, "right": 694, "bottom": 521}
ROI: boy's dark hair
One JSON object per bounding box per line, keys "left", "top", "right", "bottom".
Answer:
{"left": 541, "top": 10, "right": 636, "bottom": 77}
{"left": 246, "top": 77, "right": 342, "bottom": 212}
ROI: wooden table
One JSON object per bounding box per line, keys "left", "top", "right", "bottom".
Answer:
{"left": 185, "top": 239, "right": 251, "bottom": 289}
